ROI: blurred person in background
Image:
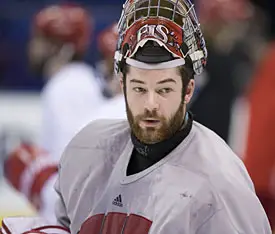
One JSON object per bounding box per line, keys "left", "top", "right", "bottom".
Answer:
{"left": 1, "top": 3, "right": 105, "bottom": 223}
{"left": 241, "top": 41, "right": 275, "bottom": 231}
{"left": 0, "top": 129, "right": 36, "bottom": 227}
{"left": 28, "top": 3, "right": 106, "bottom": 162}
{"left": 202, "top": 0, "right": 275, "bottom": 229}
{"left": 190, "top": 0, "right": 257, "bottom": 142}
{"left": 96, "top": 22, "right": 121, "bottom": 98}
{"left": 92, "top": 22, "right": 126, "bottom": 120}
{"left": 0, "top": 17, "right": 38, "bottom": 227}
{"left": 232, "top": 4, "right": 275, "bottom": 229}
{"left": 2, "top": 21, "right": 126, "bottom": 223}
{"left": 194, "top": 0, "right": 275, "bottom": 228}
{"left": 3, "top": 131, "right": 58, "bottom": 223}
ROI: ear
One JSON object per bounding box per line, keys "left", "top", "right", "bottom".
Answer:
{"left": 184, "top": 79, "right": 195, "bottom": 104}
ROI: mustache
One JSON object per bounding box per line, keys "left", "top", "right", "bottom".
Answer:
{"left": 139, "top": 109, "right": 160, "bottom": 119}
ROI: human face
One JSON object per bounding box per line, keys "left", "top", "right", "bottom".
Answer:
{"left": 122, "top": 65, "right": 194, "bottom": 144}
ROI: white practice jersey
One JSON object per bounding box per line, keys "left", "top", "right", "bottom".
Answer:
{"left": 34, "top": 94, "right": 126, "bottom": 221}
{"left": 90, "top": 94, "right": 126, "bottom": 121}
{"left": 55, "top": 119, "right": 271, "bottom": 234}
{"left": 40, "top": 62, "right": 105, "bottom": 161}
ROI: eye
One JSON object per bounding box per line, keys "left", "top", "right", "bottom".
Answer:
{"left": 157, "top": 88, "right": 173, "bottom": 94}
{"left": 133, "top": 87, "right": 147, "bottom": 93}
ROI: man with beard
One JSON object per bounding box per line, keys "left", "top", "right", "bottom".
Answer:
{"left": 1, "top": 0, "right": 271, "bottom": 233}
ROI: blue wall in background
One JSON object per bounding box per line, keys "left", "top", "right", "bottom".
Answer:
{"left": 0, "top": 0, "right": 123, "bottom": 90}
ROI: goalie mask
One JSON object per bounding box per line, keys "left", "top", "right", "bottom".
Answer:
{"left": 114, "top": 0, "right": 207, "bottom": 75}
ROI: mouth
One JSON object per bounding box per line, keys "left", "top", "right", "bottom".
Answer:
{"left": 143, "top": 118, "right": 160, "bottom": 123}
{"left": 140, "top": 118, "right": 161, "bottom": 127}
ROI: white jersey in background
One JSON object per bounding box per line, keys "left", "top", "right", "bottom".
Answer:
{"left": 90, "top": 94, "right": 126, "bottom": 121}
{"left": 40, "top": 62, "right": 106, "bottom": 162}
{"left": 3, "top": 93, "right": 126, "bottom": 223}
{"left": 34, "top": 94, "right": 125, "bottom": 220}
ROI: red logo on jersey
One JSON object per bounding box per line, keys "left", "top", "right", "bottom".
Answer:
{"left": 79, "top": 212, "right": 152, "bottom": 234}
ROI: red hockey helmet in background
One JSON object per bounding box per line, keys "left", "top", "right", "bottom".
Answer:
{"left": 33, "top": 4, "right": 92, "bottom": 53}
{"left": 97, "top": 23, "right": 119, "bottom": 59}
{"left": 197, "top": 0, "right": 254, "bottom": 24}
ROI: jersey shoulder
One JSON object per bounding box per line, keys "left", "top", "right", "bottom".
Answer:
{"left": 170, "top": 121, "right": 254, "bottom": 192}
{"left": 60, "top": 119, "right": 130, "bottom": 165}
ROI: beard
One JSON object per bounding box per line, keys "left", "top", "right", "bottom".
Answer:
{"left": 126, "top": 100, "right": 185, "bottom": 144}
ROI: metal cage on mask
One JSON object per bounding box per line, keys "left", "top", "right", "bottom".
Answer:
{"left": 114, "top": 0, "right": 207, "bottom": 75}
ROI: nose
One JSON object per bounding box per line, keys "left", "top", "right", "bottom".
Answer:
{"left": 144, "top": 91, "right": 159, "bottom": 111}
